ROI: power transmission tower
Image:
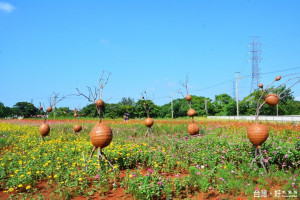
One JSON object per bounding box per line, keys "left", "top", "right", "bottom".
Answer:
{"left": 249, "top": 37, "right": 262, "bottom": 92}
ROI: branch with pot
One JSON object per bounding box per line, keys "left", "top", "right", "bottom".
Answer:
{"left": 179, "top": 75, "right": 199, "bottom": 136}
{"left": 76, "top": 71, "right": 114, "bottom": 170}
{"left": 247, "top": 75, "right": 300, "bottom": 172}
{"left": 39, "top": 93, "right": 65, "bottom": 142}
{"left": 141, "top": 90, "right": 154, "bottom": 137}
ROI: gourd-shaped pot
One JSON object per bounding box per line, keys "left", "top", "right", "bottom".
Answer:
{"left": 265, "top": 94, "right": 279, "bottom": 106}
{"left": 188, "top": 123, "right": 199, "bottom": 135}
{"left": 187, "top": 109, "right": 196, "bottom": 117}
{"left": 145, "top": 118, "right": 154, "bottom": 127}
{"left": 73, "top": 124, "right": 82, "bottom": 133}
{"left": 186, "top": 94, "right": 192, "bottom": 101}
{"left": 95, "top": 99, "right": 104, "bottom": 108}
{"left": 46, "top": 107, "right": 52, "bottom": 112}
{"left": 90, "top": 122, "right": 113, "bottom": 148}
{"left": 39, "top": 123, "right": 50, "bottom": 136}
{"left": 74, "top": 113, "right": 79, "bottom": 118}
{"left": 247, "top": 124, "right": 269, "bottom": 148}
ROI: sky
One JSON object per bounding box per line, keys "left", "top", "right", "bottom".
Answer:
{"left": 1, "top": 0, "right": 300, "bottom": 109}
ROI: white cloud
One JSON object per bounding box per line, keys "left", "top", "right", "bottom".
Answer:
{"left": 0, "top": 2, "right": 15, "bottom": 12}
{"left": 295, "top": 96, "right": 300, "bottom": 101}
{"left": 100, "top": 39, "right": 110, "bottom": 47}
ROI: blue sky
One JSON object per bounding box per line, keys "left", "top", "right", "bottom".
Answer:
{"left": 1, "top": 0, "right": 300, "bottom": 109}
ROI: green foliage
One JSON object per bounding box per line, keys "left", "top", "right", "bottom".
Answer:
{"left": 12, "top": 102, "right": 38, "bottom": 118}
{"left": 0, "top": 102, "right": 13, "bottom": 118}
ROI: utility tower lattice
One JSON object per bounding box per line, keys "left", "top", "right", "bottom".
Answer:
{"left": 249, "top": 37, "right": 262, "bottom": 92}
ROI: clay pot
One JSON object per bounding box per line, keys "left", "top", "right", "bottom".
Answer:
{"left": 74, "top": 113, "right": 79, "bottom": 118}
{"left": 75, "top": 109, "right": 79, "bottom": 113}
{"left": 186, "top": 94, "right": 192, "bottom": 101}
{"left": 95, "top": 99, "right": 104, "bottom": 108}
{"left": 187, "top": 109, "right": 196, "bottom": 117}
{"left": 247, "top": 124, "right": 269, "bottom": 148}
{"left": 63, "top": 111, "right": 66, "bottom": 114}
{"left": 275, "top": 76, "right": 281, "bottom": 81}
{"left": 188, "top": 123, "right": 199, "bottom": 135}
{"left": 81, "top": 114, "right": 85, "bottom": 116}
{"left": 258, "top": 83, "right": 263, "bottom": 89}
{"left": 46, "top": 107, "right": 52, "bottom": 112}
{"left": 39, "top": 123, "right": 50, "bottom": 136}
{"left": 90, "top": 123, "right": 113, "bottom": 148}
{"left": 145, "top": 118, "right": 154, "bottom": 127}
{"left": 39, "top": 106, "right": 43, "bottom": 110}
{"left": 73, "top": 124, "right": 82, "bottom": 133}
{"left": 265, "top": 94, "right": 279, "bottom": 106}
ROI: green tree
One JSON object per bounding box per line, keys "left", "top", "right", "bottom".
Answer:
{"left": 12, "top": 102, "right": 38, "bottom": 118}
{"left": 80, "top": 104, "right": 98, "bottom": 117}
{"left": 135, "top": 100, "right": 160, "bottom": 118}
{"left": 213, "top": 94, "right": 236, "bottom": 116}
{"left": 119, "top": 97, "right": 135, "bottom": 106}
{"left": 48, "top": 107, "right": 73, "bottom": 118}
{"left": 239, "top": 85, "right": 299, "bottom": 115}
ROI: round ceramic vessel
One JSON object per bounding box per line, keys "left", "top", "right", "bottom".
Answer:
{"left": 90, "top": 123, "right": 113, "bottom": 148}
{"left": 247, "top": 123, "right": 269, "bottom": 148}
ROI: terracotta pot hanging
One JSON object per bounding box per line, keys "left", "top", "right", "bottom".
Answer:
{"left": 187, "top": 109, "right": 196, "bottom": 117}
{"left": 145, "top": 118, "right": 154, "bottom": 127}
{"left": 73, "top": 124, "right": 82, "bottom": 133}
{"left": 39, "top": 106, "right": 43, "bottom": 110}
{"left": 265, "top": 94, "right": 279, "bottom": 106}
{"left": 186, "top": 94, "right": 192, "bottom": 101}
{"left": 247, "top": 123, "right": 269, "bottom": 148}
{"left": 188, "top": 123, "right": 199, "bottom": 135}
{"left": 39, "top": 123, "right": 50, "bottom": 136}
{"left": 95, "top": 99, "right": 104, "bottom": 108}
{"left": 74, "top": 113, "right": 79, "bottom": 118}
{"left": 90, "top": 122, "right": 113, "bottom": 148}
{"left": 46, "top": 107, "right": 52, "bottom": 112}
{"left": 275, "top": 76, "right": 281, "bottom": 81}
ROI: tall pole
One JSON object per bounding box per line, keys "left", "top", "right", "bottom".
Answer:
{"left": 170, "top": 93, "right": 174, "bottom": 119}
{"left": 235, "top": 72, "right": 243, "bottom": 117}
{"left": 276, "top": 103, "right": 279, "bottom": 116}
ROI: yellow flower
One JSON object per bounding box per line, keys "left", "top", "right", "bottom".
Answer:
{"left": 36, "top": 171, "right": 40, "bottom": 174}
{"left": 129, "top": 174, "right": 133, "bottom": 178}
{"left": 10, "top": 174, "right": 14, "bottom": 177}
{"left": 54, "top": 175, "right": 58, "bottom": 178}
{"left": 18, "top": 184, "right": 23, "bottom": 188}
{"left": 20, "top": 174, "right": 25, "bottom": 178}
{"left": 113, "top": 165, "right": 118, "bottom": 169}
{"left": 78, "top": 178, "right": 83, "bottom": 182}
{"left": 224, "top": 165, "right": 227, "bottom": 169}
{"left": 1, "top": 163, "right": 4, "bottom": 166}
{"left": 27, "top": 171, "right": 32, "bottom": 175}
{"left": 154, "top": 164, "right": 158, "bottom": 167}
{"left": 8, "top": 188, "right": 14, "bottom": 192}
{"left": 26, "top": 185, "right": 31, "bottom": 190}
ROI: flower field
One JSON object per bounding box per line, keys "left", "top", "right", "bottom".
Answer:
{"left": 0, "top": 118, "right": 299, "bottom": 199}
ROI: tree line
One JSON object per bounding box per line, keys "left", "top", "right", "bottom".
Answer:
{"left": 1, "top": 86, "right": 299, "bottom": 119}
